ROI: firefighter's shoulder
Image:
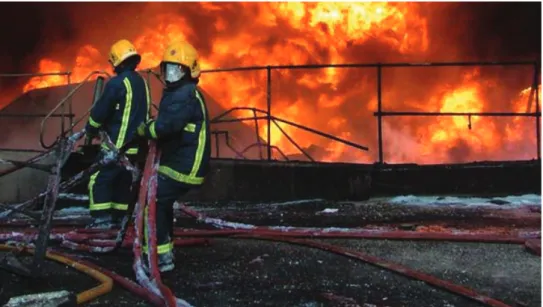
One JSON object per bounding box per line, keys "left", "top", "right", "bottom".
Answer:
{"left": 104, "top": 74, "right": 127, "bottom": 89}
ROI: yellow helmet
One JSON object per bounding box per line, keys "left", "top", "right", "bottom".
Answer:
{"left": 108, "top": 39, "right": 140, "bottom": 67}
{"left": 162, "top": 40, "right": 201, "bottom": 79}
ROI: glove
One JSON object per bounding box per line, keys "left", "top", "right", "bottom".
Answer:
{"left": 85, "top": 123, "right": 100, "bottom": 139}
{"left": 137, "top": 122, "right": 147, "bottom": 137}
{"left": 137, "top": 119, "right": 155, "bottom": 137}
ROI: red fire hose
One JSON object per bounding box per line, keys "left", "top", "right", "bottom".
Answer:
{"left": 129, "top": 142, "right": 185, "bottom": 307}
{"left": 1, "top": 217, "right": 536, "bottom": 307}
{"left": 144, "top": 144, "right": 178, "bottom": 307}
{"left": 0, "top": 138, "right": 539, "bottom": 307}
{"left": 74, "top": 257, "right": 164, "bottom": 306}
{"left": 0, "top": 226, "right": 535, "bottom": 247}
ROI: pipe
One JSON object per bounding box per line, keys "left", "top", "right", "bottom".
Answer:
{"left": 0, "top": 227, "right": 536, "bottom": 245}
{"left": 0, "top": 72, "right": 71, "bottom": 77}
{"left": 74, "top": 257, "right": 164, "bottom": 306}
{"left": 266, "top": 66, "right": 272, "bottom": 161}
{"left": 85, "top": 76, "right": 106, "bottom": 146}
{"left": 271, "top": 119, "right": 314, "bottom": 162}
{"left": 375, "top": 111, "right": 540, "bottom": 117}
{"left": 534, "top": 62, "right": 541, "bottom": 160}
{"left": 199, "top": 60, "right": 536, "bottom": 74}
{"left": 0, "top": 158, "right": 52, "bottom": 172}
{"left": 252, "top": 108, "right": 263, "bottom": 160}
{"left": 61, "top": 238, "right": 209, "bottom": 251}
{"left": 0, "top": 245, "right": 113, "bottom": 305}
{"left": 33, "top": 139, "right": 66, "bottom": 273}
{"left": 377, "top": 64, "right": 383, "bottom": 164}
{"left": 0, "top": 113, "right": 75, "bottom": 118}
{"left": 0, "top": 149, "right": 54, "bottom": 178}
{"left": 67, "top": 74, "right": 73, "bottom": 135}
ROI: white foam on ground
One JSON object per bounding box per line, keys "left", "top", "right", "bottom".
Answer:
{"left": 318, "top": 208, "right": 339, "bottom": 214}
{"left": 203, "top": 217, "right": 256, "bottom": 229}
{"left": 58, "top": 193, "right": 89, "bottom": 201}
{"left": 388, "top": 194, "right": 541, "bottom": 207}
{"left": 271, "top": 199, "right": 324, "bottom": 206}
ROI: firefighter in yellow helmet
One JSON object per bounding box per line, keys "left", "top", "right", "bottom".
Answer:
{"left": 85, "top": 39, "right": 150, "bottom": 229}
{"left": 137, "top": 41, "right": 210, "bottom": 272}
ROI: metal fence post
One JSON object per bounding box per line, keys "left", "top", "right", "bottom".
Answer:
{"left": 60, "top": 73, "right": 66, "bottom": 137}
{"left": 215, "top": 133, "right": 220, "bottom": 158}
{"left": 266, "top": 66, "right": 272, "bottom": 161}
{"left": 67, "top": 73, "right": 73, "bottom": 135}
{"left": 534, "top": 62, "right": 541, "bottom": 160}
{"left": 377, "top": 64, "right": 384, "bottom": 164}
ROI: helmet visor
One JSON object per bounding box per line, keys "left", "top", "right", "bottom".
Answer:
{"left": 161, "top": 62, "right": 185, "bottom": 83}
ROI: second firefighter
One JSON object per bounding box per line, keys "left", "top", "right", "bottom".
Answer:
{"left": 137, "top": 40, "right": 211, "bottom": 272}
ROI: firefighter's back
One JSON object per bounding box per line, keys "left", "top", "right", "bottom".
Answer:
{"left": 103, "top": 70, "right": 149, "bottom": 151}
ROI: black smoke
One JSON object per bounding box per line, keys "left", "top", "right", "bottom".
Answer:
{"left": 0, "top": 2, "right": 539, "bottom": 74}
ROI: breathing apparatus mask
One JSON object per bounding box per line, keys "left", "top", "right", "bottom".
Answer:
{"left": 161, "top": 62, "right": 186, "bottom": 86}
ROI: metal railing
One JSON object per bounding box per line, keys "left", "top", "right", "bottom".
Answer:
{"left": 197, "top": 60, "right": 540, "bottom": 163}
{"left": 0, "top": 60, "right": 540, "bottom": 164}
{"left": 40, "top": 71, "right": 112, "bottom": 149}
{"left": 372, "top": 61, "right": 541, "bottom": 163}
{"left": 208, "top": 107, "right": 369, "bottom": 161}
{"left": 0, "top": 71, "right": 111, "bottom": 151}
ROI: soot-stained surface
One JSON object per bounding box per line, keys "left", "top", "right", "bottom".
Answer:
{"left": 0, "top": 238, "right": 540, "bottom": 307}
{"left": 0, "top": 200, "right": 540, "bottom": 306}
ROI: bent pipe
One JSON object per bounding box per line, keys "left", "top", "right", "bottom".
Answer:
{"left": 210, "top": 106, "right": 369, "bottom": 153}
{"left": 0, "top": 149, "right": 54, "bottom": 178}
{"left": 74, "top": 257, "right": 164, "bottom": 306}
{"left": 0, "top": 244, "right": 113, "bottom": 305}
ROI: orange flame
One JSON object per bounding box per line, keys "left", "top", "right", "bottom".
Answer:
{"left": 15, "top": 3, "right": 540, "bottom": 163}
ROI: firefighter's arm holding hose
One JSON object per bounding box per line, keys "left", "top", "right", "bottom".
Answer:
{"left": 137, "top": 85, "right": 198, "bottom": 139}
{"left": 85, "top": 79, "right": 124, "bottom": 139}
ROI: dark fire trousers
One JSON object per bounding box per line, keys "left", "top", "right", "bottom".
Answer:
{"left": 88, "top": 157, "right": 134, "bottom": 219}
{"left": 144, "top": 174, "right": 190, "bottom": 255}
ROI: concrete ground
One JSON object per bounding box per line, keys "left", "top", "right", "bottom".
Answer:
{"left": 0, "top": 199, "right": 540, "bottom": 307}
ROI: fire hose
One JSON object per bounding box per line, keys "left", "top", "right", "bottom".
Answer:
{"left": 132, "top": 142, "right": 187, "bottom": 307}
{"left": 1, "top": 217, "right": 534, "bottom": 307}
{"left": 0, "top": 137, "right": 540, "bottom": 306}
